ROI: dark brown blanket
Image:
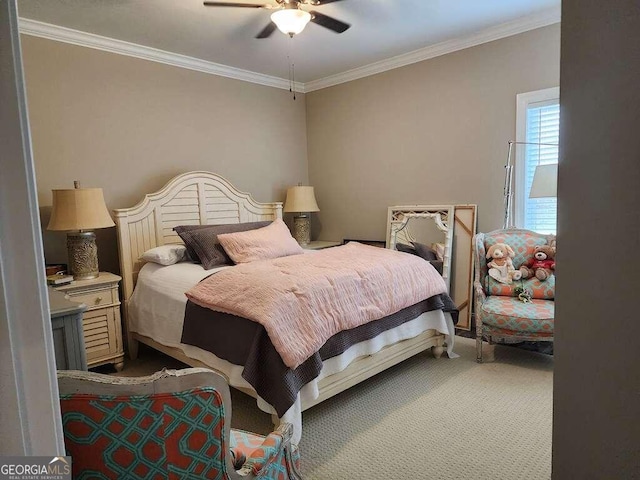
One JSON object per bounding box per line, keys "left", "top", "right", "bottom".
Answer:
{"left": 181, "top": 294, "right": 457, "bottom": 416}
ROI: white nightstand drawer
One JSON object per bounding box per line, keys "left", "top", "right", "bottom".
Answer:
{"left": 65, "top": 288, "right": 117, "bottom": 310}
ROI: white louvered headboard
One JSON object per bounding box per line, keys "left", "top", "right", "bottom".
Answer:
{"left": 113, "top": 171, "right": 283, "bottom": 306}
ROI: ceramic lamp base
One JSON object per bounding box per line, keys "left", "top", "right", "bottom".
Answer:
{"left": 292, "top": 214, "right": 311, "bottom": 245}
{"left": 67, "top": 231, "right": 99, "bottom": 280}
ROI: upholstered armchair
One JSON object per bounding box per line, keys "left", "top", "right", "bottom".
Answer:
{"left": 474, "top": 228, "right": 555, "bottom": 362}
{"left": 57, "top": 368, "right": 302, "bottom": 480}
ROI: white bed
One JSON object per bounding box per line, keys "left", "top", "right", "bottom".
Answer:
{"left": 114, "top": 171, "right": 456, "bottom": 444}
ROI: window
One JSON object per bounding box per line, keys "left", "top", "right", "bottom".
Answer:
{"left": 515, "top": 87, "right": 560, "bottom": 234}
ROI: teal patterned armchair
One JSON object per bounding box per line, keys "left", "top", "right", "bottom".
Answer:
{"left": 474, "top": 228, "right": 556, "bottom": 362}
{"left": 57, "top": 368, "right": 302, "bottom": 480}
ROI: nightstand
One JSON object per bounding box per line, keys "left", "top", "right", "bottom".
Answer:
{"left": 53, "top": 272, "right": 124, "bottom": 371}
{"left": 302, "top": 241, "right": 342, "bottom": 250}
{"left": 49, "top": 287, "right": 87, "bottom": 370}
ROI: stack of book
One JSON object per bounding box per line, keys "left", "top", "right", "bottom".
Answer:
{"left": 47, "top": 274, "right": 74, "bottom": 286}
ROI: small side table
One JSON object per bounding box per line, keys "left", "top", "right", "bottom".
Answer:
{"left": 49, "top": 287, "right": 87, "bottom": 370}
{"left": 53, "top": 273, "right": 124, "bottom": 371}
{"left": 302, "top": 241, "right": 342, "bottom": 250}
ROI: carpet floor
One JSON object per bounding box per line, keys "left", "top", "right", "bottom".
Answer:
{"left": 114, "top": 336, "right": 553, "bottom": 479}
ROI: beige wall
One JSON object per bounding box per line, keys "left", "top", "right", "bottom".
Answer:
{"left": 22, "top": 25, "right": 561, "bottom": 269}
{"left": 306, "top": 24, "right": 560, "bottom": 242}
{"left": 553, "top": 1, "right": 640, "bottom": 477}
{"left": 21, "top": 35, "right": 308, "bottom": 273}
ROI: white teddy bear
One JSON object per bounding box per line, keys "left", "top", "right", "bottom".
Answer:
{"left": 486, "top": 243, "right": 522, "bottom": 284}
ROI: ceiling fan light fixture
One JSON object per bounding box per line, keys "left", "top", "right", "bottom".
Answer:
{"left": 271, "top": 8, "right": 311, "bottom": 36}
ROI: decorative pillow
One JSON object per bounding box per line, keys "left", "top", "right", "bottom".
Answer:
{"left": 395, "top": 243, "right": 416, "bottom": 254}
{"left": 141, "top": 244, "right": 187, "bottom": 265}
{"left": 395, "top": 243, "right": 443, "bottom": 274}
{"left": 411, "top": 242, "right": 438, "bottom": 261}
{"left": 432, "top": 243, "right": 446, "bottom": 261}
{"left": 217, "top": 218, "right": 303, "bottom": 264}
{"left": 174, "top": 221, "right": 271, "bottom": 269}
{"left": 173, "top": 224, "right": 215, "bottom": 262}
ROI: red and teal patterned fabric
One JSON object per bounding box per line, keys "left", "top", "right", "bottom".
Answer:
{"left": 480, "top": 296, "right": 554, "bottom": 333}
{"left": 61, "top": 387, "right": 228, "bottom": 479}
{"left": 230, "top": 429, "right": 301, "bottom": 479}
{"left": 60, "top": 387, "right": 299, "bottom": 480}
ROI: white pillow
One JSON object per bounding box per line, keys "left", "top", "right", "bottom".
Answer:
{"left": 140, "top": 244, "right": 187, "bottom": 265}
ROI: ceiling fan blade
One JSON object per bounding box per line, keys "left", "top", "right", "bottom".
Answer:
{"left": 255, "top": 22, "right": 277, "bottom": 38}
{"left": 308, "top": 0, "right": 346, "bottom": 4}
{"left": 203, "top": 1, "right": 271, "bottom": 8}
{"left": 308, "top": 11, "right": 350, "bottom": 33}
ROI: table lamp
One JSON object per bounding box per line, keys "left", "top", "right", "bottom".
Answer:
{"left": 283, "top": 185, "right": 320, "bottom": 245}
{"left": 47, "top": 181, "right": 115, "bottom": 280}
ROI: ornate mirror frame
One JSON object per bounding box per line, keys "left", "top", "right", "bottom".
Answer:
{"left": 386, "top": 205, "right": 454, "bottom": 291}
{"left": 386, "top": 204, "right": 477, "bottom": 331}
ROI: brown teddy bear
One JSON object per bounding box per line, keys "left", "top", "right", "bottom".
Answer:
{"left": 520, "top": 244, "right": 556, "bottom": 281}
{"left": 486, "top": 243, "right": 522, "bottom": 284}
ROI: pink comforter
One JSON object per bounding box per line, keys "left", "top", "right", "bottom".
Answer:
{"left": 186, "top": 242, "right": 447, "bottom": 369}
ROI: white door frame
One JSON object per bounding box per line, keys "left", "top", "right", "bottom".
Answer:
{"left": 0, "top": 0, "right": 64, "bottom": 455}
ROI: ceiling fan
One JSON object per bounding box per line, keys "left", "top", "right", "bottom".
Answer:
{"left": 203, "top": 0, "right": 351, "bottom": 38}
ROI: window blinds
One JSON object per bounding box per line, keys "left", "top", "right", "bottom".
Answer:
{"left": 524, "top": 102, "right": 559, "bottom": 234}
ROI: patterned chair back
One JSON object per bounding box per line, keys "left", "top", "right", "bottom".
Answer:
{"left": 57, "top": 367, "right": 306, "bottom": 480}
{"left": 60, "top": 386, "right": 232, "bottom": 480}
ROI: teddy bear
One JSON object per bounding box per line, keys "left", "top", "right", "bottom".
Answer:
{"left": 486, "top": 243, "right": 522, "bottom": 284}
{"left": 520, "top": 244, "right": 556, "bottom": 281}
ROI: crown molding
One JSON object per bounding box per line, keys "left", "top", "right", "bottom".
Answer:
{"left": 304, "top": 7, "right": 561, "bottom": 92}
{"left": 18, "top": 18, "right": 305, "bottom": 92}
{"left": 19, "top": 8, "right": 560, "bottom": 95}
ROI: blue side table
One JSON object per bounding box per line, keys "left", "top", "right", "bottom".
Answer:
{"left": 49, "top": 287, "right": 88, "bottom": 370}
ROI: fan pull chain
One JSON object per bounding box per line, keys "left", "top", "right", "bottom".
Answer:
{"left": 291, "top": 62, "right": 296, "bottom": 100}
{"left": 288, "top": 37, "right": 296, "bottom": 100}
{"left": 287, "top": 57, "right": 296, "bottom": 100}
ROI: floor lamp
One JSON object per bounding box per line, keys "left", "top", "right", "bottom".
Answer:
{"left": 529, "top": 164, "right": 558, "bottom": 198}
{"left": 503, "top": 141, "right": 559, "bottom": 229}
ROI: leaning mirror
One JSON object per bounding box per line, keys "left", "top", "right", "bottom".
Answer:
{"left": 386, "top": 204, "right": 477, "bottom": 331}
{"left": 386, "top": 205, "right": 454, "bottom": 290}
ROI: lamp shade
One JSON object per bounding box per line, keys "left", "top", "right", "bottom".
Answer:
{"left": 529, "top": 164, "right": 558, "bottom": 198}
{"left": 271, "top": 9, "right": 311, "bottom": 36}
{"left": 48, "top": 187, "right": 115, "bottom": 231}
{"left": 283, "top": 186, "right": 320, "bottom": 213}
